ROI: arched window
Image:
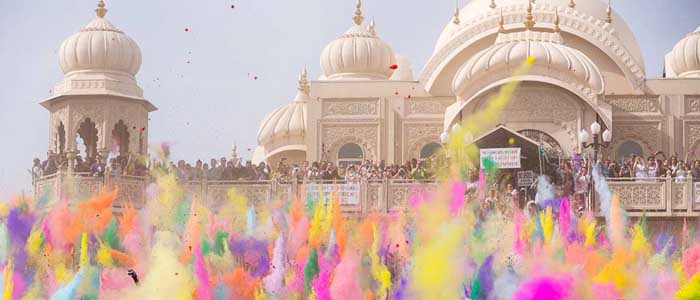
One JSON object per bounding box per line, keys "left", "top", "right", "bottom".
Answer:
{"left": 112, "top": 120, "right": 130, "bottom": 157}
{"left": 420, "top": 142, "right": 441, "bottom": 160}
{"left": 616, "top": 141, "right": 643, "bottom": 163}
{"left": 337, "top": 143, "right": 363, "bottom": 167}
{"left": 518, "top": 129, "right": 564, "bottom": 158}
{"left": 77, "top": 118, "right": 98, "bottom": 159}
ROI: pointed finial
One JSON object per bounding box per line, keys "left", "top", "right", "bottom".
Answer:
{"left": 523, "top": 0, "right": 536, "bottom": 31}
{"left": 498, "top": 9, "right": 505, "bottom": 33}
{"left": 298, "top": 67, "right": 310, "bottom": 94}
{"left": 568, "top": 0, "right": 575, "bottom": 9}
{"left": 490, "top": 0, "right": 497, "bottom": 9}
{"left": 553, "top": 9, "right": 560, "bottom": 32}
{"left": 368, "top": 18, "right": 377, "bottom": 34}
{"left": 353, "top": 0, "right": 364, "bottom": 25}
{"left": 605, "top": 0, "right": 612, "bottom": 23}
{"left": 452, "top": 3, "right": 461, "bottom": 25}
{"left": 95, "top": 0, "right": 107, "bottom": 18}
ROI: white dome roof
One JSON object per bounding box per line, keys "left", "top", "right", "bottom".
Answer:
{"left": 320, "top": 3, "right": 396, "bottom": 80}
{"left": 670, "top": 26, "right": 700, "bottom": 78}
{"left": 257, "top": 70, "right": 310, "bottom": 146}
{"left": 453, "top": 31, "right": 604, "bottom": 97}
{"left": 434, "top": 0, "right": 644, "bottom": 72}
{"left": 59, "top": 2, "right": 141, "bottom": 77}
{"left": 389, "top": 54, "right": 414, "bottom": 81}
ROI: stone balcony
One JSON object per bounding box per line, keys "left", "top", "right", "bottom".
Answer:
{"left": 33, "top": 172, "right": 700, "bottom": 217}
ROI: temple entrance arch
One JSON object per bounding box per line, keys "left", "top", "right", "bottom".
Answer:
{"left": 517, "top": 129, "right": 564, "bottom": 159}
{"left": 445, "top": 82, "right": 606, "bottom": 157}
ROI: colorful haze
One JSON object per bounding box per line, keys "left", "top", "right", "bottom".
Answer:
{"left": 1, "top": 57, "right": 700, "bottom": 300}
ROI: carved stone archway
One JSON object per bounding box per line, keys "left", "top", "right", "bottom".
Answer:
{"left": 76, "top": 118, "right": 99, "bottom": 159}
{"left": 457, "top": 83, "right": 585, "bottom": 155}
{"left": 112, "top": 120, "right": 130, "bottom": 157}
{"left": 518, "top": 129, "right": 564, "bottom": 158}
{"left": 321, "top": 124, "right": 378, "bottom": 163}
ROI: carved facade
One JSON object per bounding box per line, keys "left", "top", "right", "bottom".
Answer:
{"left": 254, "top": 2, "right": 700, "bottom": 166}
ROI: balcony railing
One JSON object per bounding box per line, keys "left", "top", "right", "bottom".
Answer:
{"left": 33, "top": 172, "right": 700, "bottom": 217}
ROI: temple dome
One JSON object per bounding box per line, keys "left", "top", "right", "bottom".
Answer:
{"left": 257, "top": 70, "right": 309, "bottom": 147}
{"left": 434, "top": 0, "right": 644, "bottom": 73}
{"left": 453, "top": 30, "right": 605, "bottom": 98}
{"left": 320, "top": 2, "right": 396, "bottom": 80}
{"left": 59, "top": 1, "right": 141, "bottom": 77}
{"left": 669, "top": 26, "right": 700, "bottom": 78}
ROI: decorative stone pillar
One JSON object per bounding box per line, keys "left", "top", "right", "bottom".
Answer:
{"left": 66, "top": 150, "right": 77, "bottom": 173}
{"left": 98, "top": 148, "right": 110, "bottom": 164}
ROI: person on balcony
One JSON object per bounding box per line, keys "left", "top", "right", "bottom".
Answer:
{"left": 634, "top": 157, "right": 647, "bottom": 179}
{"left": 647, "top": 157, "right": 660, "bottom": 179}
{"left": 208, "top": 159, "right": 221, "bottom": 180}
{"left": 675, "top": 163, "right": 687, "bottom": 182}
{"left": 410, "top": 161, "right": 428, "bottom": 180}
{"left": 618, "top": 161, "right": 632, "bottom": 178}
{"left": 345, "top": 165, "right": 360, "bottom": 183}
{"left": 30, "top": 158, "right": 43, "bottom": 180}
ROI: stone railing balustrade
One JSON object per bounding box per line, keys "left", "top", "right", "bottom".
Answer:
{"left": 33, "top": 172, "right": 700, "bottom": 217}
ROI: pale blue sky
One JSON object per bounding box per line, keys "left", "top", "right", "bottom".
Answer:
{"left": 0, "top": 0, "right": 699, "bottom": 198}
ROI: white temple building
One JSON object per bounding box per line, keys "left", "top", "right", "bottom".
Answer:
{"left": 36, "top": 0, "right": 700, "bottom": 171}
{"left": 40, "top": 0, "right": 155, "bottom": 167}
{"left": 254, "top": 0, "right": 700, "bottom": 168}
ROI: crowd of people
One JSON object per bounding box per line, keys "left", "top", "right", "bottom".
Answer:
{"left": 30, "top": 153, "right": 149, "bottom": 180}
{"left": 272, "top": 158, "right": 436, "bottom": 183}
{"left": 600, "top": 151, "right": 697, "bottom": 181}
{"left": 30, "top": 153, "right": 438, "bottom": 183}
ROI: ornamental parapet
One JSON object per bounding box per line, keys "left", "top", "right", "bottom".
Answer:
{"left": 33, "top": 172, "right": 700, "bottom": 217}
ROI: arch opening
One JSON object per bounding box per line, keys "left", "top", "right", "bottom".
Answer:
{"left": 420, "top": 142, "right": 442, "bottom": 160}
{"left": 112, "top": 120, "right": 130, "bottom": 157}
{"left": 337, "top": 143, "right": 364, "bottom": 167}
{"left": 76, "top": 118, "right": 98, "bottom": 159}
{"left": 616, "top": 141, "right": 643, "bottom": 163}
{"left": 518, "top": 129, "right": 564, "bottom": 158}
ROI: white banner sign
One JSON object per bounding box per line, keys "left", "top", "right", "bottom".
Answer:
{"left": 480, "top": 148, "right": 521, "bottom": 169}
{"left": 306, "top": 183, "right": 360, "bottom": 205}
{"left": 517, "top": 171, "right": 535, "bottom": 187}
{"left": 693, "top": 182, "right": 700, "bottom": 208}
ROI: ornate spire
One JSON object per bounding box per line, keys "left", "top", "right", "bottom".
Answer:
{"left": 605, "top": 0, "right": 613, "bottom": 23}
{"left": 490, "top": 0, "right": 496, "bottom": 9}
{"left": 297, "top": 67, "right": 310, "bottom": 95}
{"left": 553, "top": 9, "right": 560, "bottom": 32}
{"left": 523, "top": 0, "right": 535, "bottom": 31}
{"left": 368, "top": 18, "right": 377, "bottom": 35}
{"left": 352, "top": 0, "right": 364, "bottom": 25}
{"left": 452, "top": 3, "right": 461, "bottom": 25}
{"left": 95, "top": 0, "right": 107, "bottom": 18}
{"left": 498, "top": 9, "right": 505, "bottom": 33}
{"left": 568, "top": 0, "right": 575, "bottom": 9}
